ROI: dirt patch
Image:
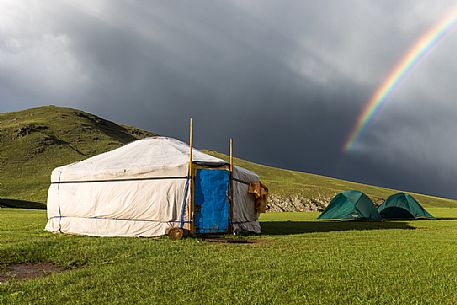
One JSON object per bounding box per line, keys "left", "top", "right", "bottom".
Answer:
{"left": 0, "top": 263, "right": 64, "bottom": 283}
{"left": 14, "top": 124, "right": 48, "bottom": 138}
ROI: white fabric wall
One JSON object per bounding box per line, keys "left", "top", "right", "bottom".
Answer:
{"left": 232, "top": 166, "right": 261, "bottom": 234}
{"left": 45, "top": 178, "right": 189, "bottom": 236}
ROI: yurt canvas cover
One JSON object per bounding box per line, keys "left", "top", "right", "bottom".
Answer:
{"left": 378, "top": 193, "right": 434, "bottom": 219}
{"left": 45, "top": 137, "right": 262, "bottom": 236}
{"left": 318, "top": 190, "right": 381, "bottom": 221}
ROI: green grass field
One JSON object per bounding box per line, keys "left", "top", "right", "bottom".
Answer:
{"left": 2, "top": 208, "right": 457, "bottom": 304}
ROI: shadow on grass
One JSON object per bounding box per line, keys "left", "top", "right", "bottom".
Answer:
{"left": 0, "top": 198, "right": 46, "bottom": 210}
{"left": 434, "top": 217, "right": 457, "bottom": 220}
{"left": 261, "top": 221, "right": 415, "bottom": 236}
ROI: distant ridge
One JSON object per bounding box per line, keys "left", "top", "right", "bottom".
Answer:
{"left": 1, "top": 105, "right": 456, "bottom": 210}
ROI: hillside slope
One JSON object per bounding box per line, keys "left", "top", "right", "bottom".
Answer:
{"left": 0, "top": 106, "right": 155, "bottom": 205}
{"left": 1, "top": 106, "right": 456, "bottom": 210}
{"left": 204, "top": 151, "right": 457, "bottom": 210}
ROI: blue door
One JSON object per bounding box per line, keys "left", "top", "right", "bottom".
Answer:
{"left": 194, "top": 169, "right": 230, "bottom": 233}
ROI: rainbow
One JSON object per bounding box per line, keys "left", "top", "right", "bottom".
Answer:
{"left": 344, "top": 5, "right": 457, "bottom": 151}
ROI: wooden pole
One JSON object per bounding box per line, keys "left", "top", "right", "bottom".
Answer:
{"left": 229, "top": 138, "right": 233, "bottom": 173}
{"left": 189, "top": 118, "right": 193, "bottom": 233}
{"left": 229, "top": 138, "right": 234, "bottom": 233}
{"left": 189, "top": 118, "right": 193, "bottom": 177}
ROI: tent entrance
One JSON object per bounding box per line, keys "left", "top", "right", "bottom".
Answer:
{"left": 380, "top": 207, "right": 414, "bottom": 219}
{"left": 193, "top": 169, "right": 230, "bottom": 234}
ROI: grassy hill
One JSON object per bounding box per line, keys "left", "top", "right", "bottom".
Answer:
{"left": 0, "top": 106, "right": 155, "bottom": 206}
{"left": 1, "top": 105, "right": 456, "bottom": 209}
{"left": 204, "top": 151, "right": 457, "bottom": 209}
{"left": 205, "top": 151, "right": 457, "bottom": 207}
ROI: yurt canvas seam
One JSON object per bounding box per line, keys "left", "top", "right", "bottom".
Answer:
{"left": 48, "top": 215, "right": 186, "bottom": 223}
{"left": 51, "top": 176, "right": 189, "bottom": 184}
{"left": 232, "top": 177, "right": 250, "bottom": 185}
{"left": 179, "top": 177, "right": 190, "bottom": 229}
{"left": 58, "top": 170, "right": 63, "bottom": 233}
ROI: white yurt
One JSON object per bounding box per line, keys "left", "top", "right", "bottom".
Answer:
{"left": 45, "top": 137, "right": 265, "bottom": 237}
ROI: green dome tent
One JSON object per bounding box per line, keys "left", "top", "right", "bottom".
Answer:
{"left": 318, "top": 190, "right": 381, "bottom": 221}
{"left": 378, "top": 193, "right": 434, "bottom": 220}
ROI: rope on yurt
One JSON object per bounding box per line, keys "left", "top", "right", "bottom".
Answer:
{"left": 231, "top": 177, "right": 250, "bottom": 185}
{"left": 179, "top": 177, "right": 190, "bottom": 229}
{"left": 51, "top": 176, "right": 188, "bottom": 184}
{"left": 57, "top": 170, "right": 63, "bottom": 233}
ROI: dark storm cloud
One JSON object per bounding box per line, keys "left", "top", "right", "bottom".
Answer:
{"left": 1, "top": 0, "right": 457, "bottom": 198}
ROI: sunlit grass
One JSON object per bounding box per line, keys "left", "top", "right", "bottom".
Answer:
{"left": 2, "top": 208, "right": 457, "bottom": 304}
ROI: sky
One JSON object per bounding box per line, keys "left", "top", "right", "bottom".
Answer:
{"left": 1, "top": 0, "right": 457, "bottom": 199}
